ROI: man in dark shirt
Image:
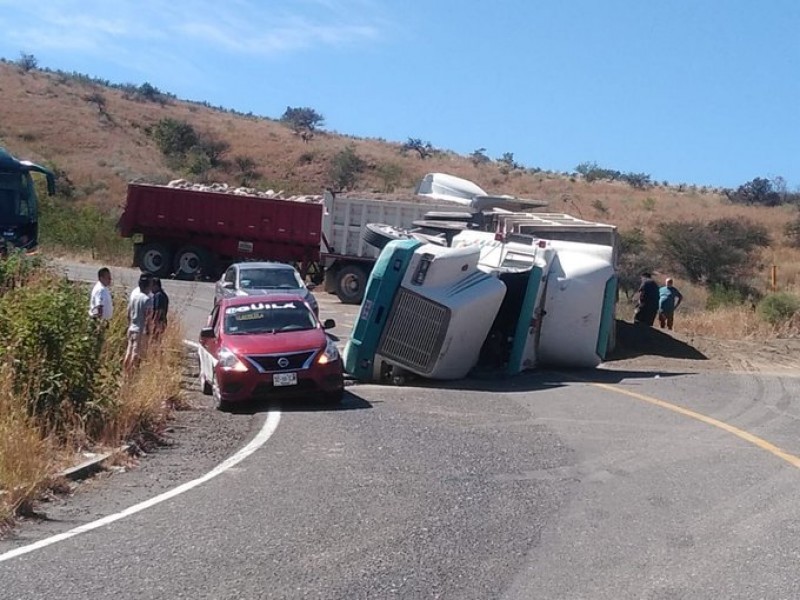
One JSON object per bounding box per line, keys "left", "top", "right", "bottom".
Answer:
{"left": 151, "top": 277, "right": 169, "bottom": 338}
{"left": 634, "top": 272, "right": 659, "bottom": 326}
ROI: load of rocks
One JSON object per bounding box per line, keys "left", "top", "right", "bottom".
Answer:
{"left": 166, "top": 179, "right": 323, "bottom": 203}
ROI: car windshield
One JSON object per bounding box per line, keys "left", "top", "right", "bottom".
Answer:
{"left": 238, "top": 268, "right": 302, "bottom": 290}
{"left": 223, "top": 301, "right": 316, "bottom": 335}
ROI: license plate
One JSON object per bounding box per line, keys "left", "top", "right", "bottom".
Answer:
{"left": 273, "top": 372, "right": 298, "bottom": 387}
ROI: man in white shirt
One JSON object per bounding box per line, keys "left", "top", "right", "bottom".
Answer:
{"left": 89, "top": 267, "right": 113, "bottom": 321}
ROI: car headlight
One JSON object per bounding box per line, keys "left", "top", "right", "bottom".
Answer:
{"left": 218, "top": 347, "right": 249, "bottom": 372}
{"left": 317, "top": 337, "right": 340, "bottom": 365}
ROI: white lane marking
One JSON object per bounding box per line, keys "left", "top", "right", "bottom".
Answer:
{"left": 0, "top": 408, "right": 282, "bottom": 564}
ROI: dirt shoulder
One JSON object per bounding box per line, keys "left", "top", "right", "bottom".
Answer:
{"left": 603, "top": 320, "right": 800, "bottom": 376}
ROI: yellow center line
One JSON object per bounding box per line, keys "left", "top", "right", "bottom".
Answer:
{"left": 591, "top": 381, "right": 800, "bottom": 469}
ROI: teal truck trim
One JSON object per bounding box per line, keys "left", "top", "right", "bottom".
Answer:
{"left": 343, "top": 238, "right": 421, "bottom": 380}
{"left": 507, "top": 265, "right": 543, "bottom": 375}
{"left": 595, "top": 275, "right": 618, "bottom": 360}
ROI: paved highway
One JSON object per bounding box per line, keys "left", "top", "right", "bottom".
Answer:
{"left": 2, "top": 262, "right": 800, "bottom": 599}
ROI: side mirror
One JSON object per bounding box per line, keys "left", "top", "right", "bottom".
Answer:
{"left": 323, "top": 318, "right": 336, "bottom": 330}
{"left": 200, "top": 327, "right": 215, "bottom": 339}
{"left": 222, "top": 281, "right": 235, "bottom": 289}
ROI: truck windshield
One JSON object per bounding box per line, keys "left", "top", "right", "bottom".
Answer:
{"left": 224, "top": 301, "right": 316, "bottom": 334}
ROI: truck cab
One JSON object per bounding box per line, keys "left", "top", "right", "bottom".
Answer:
{"left": 0, "top": 148, "right": 56, "bottom": 254}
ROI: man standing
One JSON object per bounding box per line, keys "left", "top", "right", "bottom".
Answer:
{"left": 151, "top": 277, "right": 169, "bottom": 338}
{"left": 89, "top": 267, "right": 113, "bottom": 321}
{"left": 124, "top": 273, "right": 153, "bottom": 373}
{"left": 658, "top": 277, "right": 684, "bottom": 330}
{"left": 633, "top": 272, "right": 660, "bottom": 327}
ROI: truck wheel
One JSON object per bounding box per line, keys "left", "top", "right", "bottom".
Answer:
{"left": 363, "top": 223, "right": 411, "bottom": 250}
{"left": 174, "top": 245, "right": 209, "bottom": 280}
{"left": 335, "top": 265, "right": 367, "bottom": 304}
{"left": 139, "top": 242, "right": 172, "bottom": 277}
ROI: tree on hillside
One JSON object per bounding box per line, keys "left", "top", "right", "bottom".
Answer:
{"left": 617, "top": 228, "right": 659, "bottom": 298}
{"left": 16, "top": 52, "right": 37, "bottom": 72}
{"left": 470, "top": 148, "right": 491, "bottom": 166}
{"left": 655, "top": 217, "right": 770, "bottom": 287}
{"left": 281, "top": 107, "right": 325, "bottom": 134}
{"left": 497, "top": 152, "right": 521, "bottom": 173}
{"left": 725, "top": 177, "right": 782, "bottom": 207}
{"left": 402, "top": 138, "right": 434, "bottom": 160}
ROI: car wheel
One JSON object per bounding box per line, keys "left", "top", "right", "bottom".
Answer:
{"left": 335, "top": 265, "right": 367, "bottom": 305}
{"left": 174, "top": 245, "right": 211, "bottom": 280}
{"left": 362, "top": 223, "right": 412, "bottom": 250}
{"left": 138, "top": 242, "right": 172, "bottom": 278}
{"left": 212, "top": 378, "right": 232, "bottom": 412}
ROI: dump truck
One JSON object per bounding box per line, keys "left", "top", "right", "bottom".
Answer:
{"left": 0, "top": 147, "right": 56, "bottom": 254}
{"left": 117, "top": 181, "right": 462, "bottom": 293}
{"left": 117, "top": 174, "right": 550, "bottom": 301}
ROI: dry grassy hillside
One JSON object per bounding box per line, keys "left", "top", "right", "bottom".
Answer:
{"left": 0, "top": 60, "right": 798, "bottom": 290}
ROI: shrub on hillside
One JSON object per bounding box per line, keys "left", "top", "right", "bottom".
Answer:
{"left": 784, "top": 214, "right": 800, "bottom": 248}
{"left": 330, "top": 145, "right": 366, "bottom": 191}
{"left": 757, "top": 292, "right": 800, "bottom": 326}
{"left": 655, "top": 218, "right": 770, "bottom": 287}
{"left": 151, "top": 118, "right": 199, "bottom": 158}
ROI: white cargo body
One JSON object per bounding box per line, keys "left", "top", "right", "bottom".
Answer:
{"left": 320, "top": 190, "right": 460, "bottom": 303}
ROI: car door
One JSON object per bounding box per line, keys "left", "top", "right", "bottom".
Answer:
{"left": 198, "top": 304, "right": 222, "bottom": 383}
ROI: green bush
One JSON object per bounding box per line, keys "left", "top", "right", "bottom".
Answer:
{"left": 38, "top": 196, "right": 132, "bottom": 261}
{"left": 0, "top": 260, "right": 126, "bottom": 435}
{"left": 757, "top": 292, "right": 800, "bottom": 326}
{"left": 706, "top": 284, "right": 749, "bottom": 310}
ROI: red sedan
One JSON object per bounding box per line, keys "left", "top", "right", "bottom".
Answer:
{"left": 198, "top": 294, "right": 344, "bottom": 410}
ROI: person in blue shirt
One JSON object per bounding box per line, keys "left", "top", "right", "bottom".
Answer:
{"left": 658, "top": 277, "right": 684, "bottom": 330}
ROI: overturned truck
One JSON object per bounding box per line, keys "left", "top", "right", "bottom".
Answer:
{"left": 342, "top": 182, "right": 619, "bottom": 383}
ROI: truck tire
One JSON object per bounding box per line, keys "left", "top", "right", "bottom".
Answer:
{"left": 335, "top": 265, "right": 367, "bottom": 304}
{"left": 363, "top": 223, "right": 412, "bottom": 250}
{"left": 173, "top": 245, "right": 210, "bottom": 280}
{"left": 139, "top": 242, "right": 172, "bottom": 278}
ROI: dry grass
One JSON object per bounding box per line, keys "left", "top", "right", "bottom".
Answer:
{"left": 0, "top": 366, "right": 55, "bottom": 525}
{"left": 0, "top": 316, "right": 187, "bottom": 525}
{"left": 100, "top": 322, "right": 187, "bottom": 445}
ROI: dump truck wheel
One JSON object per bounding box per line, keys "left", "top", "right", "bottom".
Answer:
{"left": 363, "top": 223, "right": 411, "bottom": 250}
{"left": 174, "top": 245, "right": 210, "bottom": 280}
{"left": 335, "top": 265, "right": 367, "bottom": 304}
{"left": 139, "top": 242, "right": 172, "bottom": 277}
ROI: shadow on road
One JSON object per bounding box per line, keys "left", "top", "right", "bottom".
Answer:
{"left": 352, "top": 366, "right": 690, "bottom": 395}
{"left": 228, "top": 390, "right": 373, "bottom": 414}
{"left": 605, "top": 320, "right": 708, "bottom": 361}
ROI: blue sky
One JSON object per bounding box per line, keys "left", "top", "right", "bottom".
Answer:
{"left": 0, "top": 0, "right": 797, "bottom": 189}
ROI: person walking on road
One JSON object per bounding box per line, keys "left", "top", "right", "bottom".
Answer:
{"left": 151, "top": 277, "right": 169, "bottom": 339}
{"left": 658, "top": 277, "right": 684, "bottom": 330}
{"left": 124, "top": 273, "right": 153, "bottom": 373}
{"left": 633, "top": 271, "right": 660, "bottom": 327}
{"left": 89, "top": 267, "right": 113, "bottom": 321}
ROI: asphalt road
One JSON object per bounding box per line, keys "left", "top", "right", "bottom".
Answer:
{"left": 2, "top": 262, "right": 800, "bottom": 599}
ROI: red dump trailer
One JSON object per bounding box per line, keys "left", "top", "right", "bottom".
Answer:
{"left": 118, "top": 183, "right": 323, "bottom": 279}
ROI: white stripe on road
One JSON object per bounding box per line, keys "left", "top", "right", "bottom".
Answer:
{"left": 0, "top": 408, "right": 282, "bottom": 564}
